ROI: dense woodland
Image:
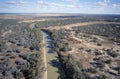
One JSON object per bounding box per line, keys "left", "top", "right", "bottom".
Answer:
{"left": 0, "top": 19, "right": 43, "bottom": 79}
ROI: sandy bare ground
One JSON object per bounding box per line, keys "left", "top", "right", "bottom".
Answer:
{"left": 65, "top": 32, "right": 120, "bottom": 69}
{"left": 34, "top": 13, "right": 69, "bottom": 16}
{"left": 46, "top": 21, "right": 120, "bottom": 30}
{"left": 18, "top": 19, "right": 47, "bottom": 23}
{"left": 70, "top": 35, "right": 120, "bottom": 50}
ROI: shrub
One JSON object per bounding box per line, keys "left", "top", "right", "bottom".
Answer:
{"left": 92, "top": 61, "right": 105, "bottom": 68}
{"left": 97, "top": 43, "right": 102, "bottom": 46}
{"left": 19, "top": 54, "right": 27, "bottom": 60}
{"left": 2, "top": 71, "right": 12, "bottom": 77}
{"left": 104, "top": 59, "right": 112, "bottom": 64}
{"left": 29, "top": 46, "right": 35, "bottom": 50}
{"left": 15, "top": 60, "right": 26, "bottom": 65}
{"left": 107, "top": 51, "right": 118, "bottom": 57}
{"left": 94, "top": 50, "right": 102, "bottom": 55}
{"left": 9, "top": 55, "right": 16, "bottom": 59}
{"left": 118, "top": 69, "right": 120, "bottom": 75}
{"left": 88, "top": 68, "right": 97, "bottom": 74}
{"left": 6, "top": 50, "right": 12, "bottom": 53}
{"left": 15, "top": 49, "right": 20, "bottom": 53}
{"left": 12, "top": 70, "right": 23, "bottom": 79}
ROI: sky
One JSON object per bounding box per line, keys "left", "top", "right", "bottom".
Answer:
{"left": 0, "top": 0, "right": 120, "bottom": 14}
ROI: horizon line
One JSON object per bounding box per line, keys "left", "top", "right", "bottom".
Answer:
{"left": 0, "top": 13, "right": 120, "bottom": 15}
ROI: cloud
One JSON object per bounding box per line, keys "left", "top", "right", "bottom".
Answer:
{"left": 51, "top": 3, "right": 65, "bottom": 7}
{"left": 62, "top": 0, "right": 79, "bottom": 3}
{"left": 36, "top": 0, "right": 83, "bottom": 13}
{"left": 94, "top": 0, "right": 111, "bottom": 7}
{"left": 50, "top": 3, "right": 79, "bottom": 8}
{"left": 37, "top": 1, "right": 65, "bottom": 7}
{"left": 37, "top": 0, "right": 81, "bottom": 8}
{"left": 112, "top": 4, "right": 120, "bottom": 8}
{"left": 0, "top": 5, "right": 10, "bottom": 9}
{"left": 5, "top": 1, "right": 27, "bottom": 5}
{"left": 104, "top": 0, "right": 110, "bottom": 3}
{"left": 3, "top": 0, "right": 31, "bottom": 10}
{"left": 37, "top": 0, "right": 49, "bottom": 6}
{"left": 95, "top": 2, "right": 107, "bottom": 7}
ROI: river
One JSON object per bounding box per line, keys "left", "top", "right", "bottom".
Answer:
{"left": 42, "top": 31, "right": 55, "bottom": 53}
{"left": 31, "top": 23, "right": 61, "bottom": 79}
{"left": 42, "top": 31, "right": 61, "bottom": 79}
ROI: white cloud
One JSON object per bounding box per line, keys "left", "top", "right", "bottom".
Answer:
{"left": 94, "top": 0, "right": 111, "bottom": 7}
{"left": 5, "top": 1, "right": 26, "bottom": 5}
{"left": 36, "top": 0, "right": 83, "bottom": 13}
{"left": 3, "top": 0, "right": 30, "bottom": 10}
{"left": 104, "top": 0, "right": 110, "bottom": 3}
{"left": 37, "top": 0, "right": 49, "bottom": 6}
{"left": 5, "top": 1, "right": 16, "bottom": 4}
{"left": 37, "top": 0, "right": 81, "bottom": 8}
{"left": 62, "top": 0, "right": 79, "bottom": 3}
{"left": 37, "top": 1, "right": 44, "bottom": 4}
{"left": 95, "top": 2, "right": 107, "bottom": 7}
{"left": 112, "top": 4, "right": 120, "bottom": 8}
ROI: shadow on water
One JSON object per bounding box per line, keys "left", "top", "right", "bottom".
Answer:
{"left": 49, "top": 59, "right": 60, "bottom": 68}
{"left": 48, "top": 57, "right": 65, "bottom": 79}
{"left": 42, "top": 30, "right": 65, "bottom": 79}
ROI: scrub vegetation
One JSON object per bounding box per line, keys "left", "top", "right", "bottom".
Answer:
{"left": 0, "top": 14, "right": 120, "bottom": 79}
